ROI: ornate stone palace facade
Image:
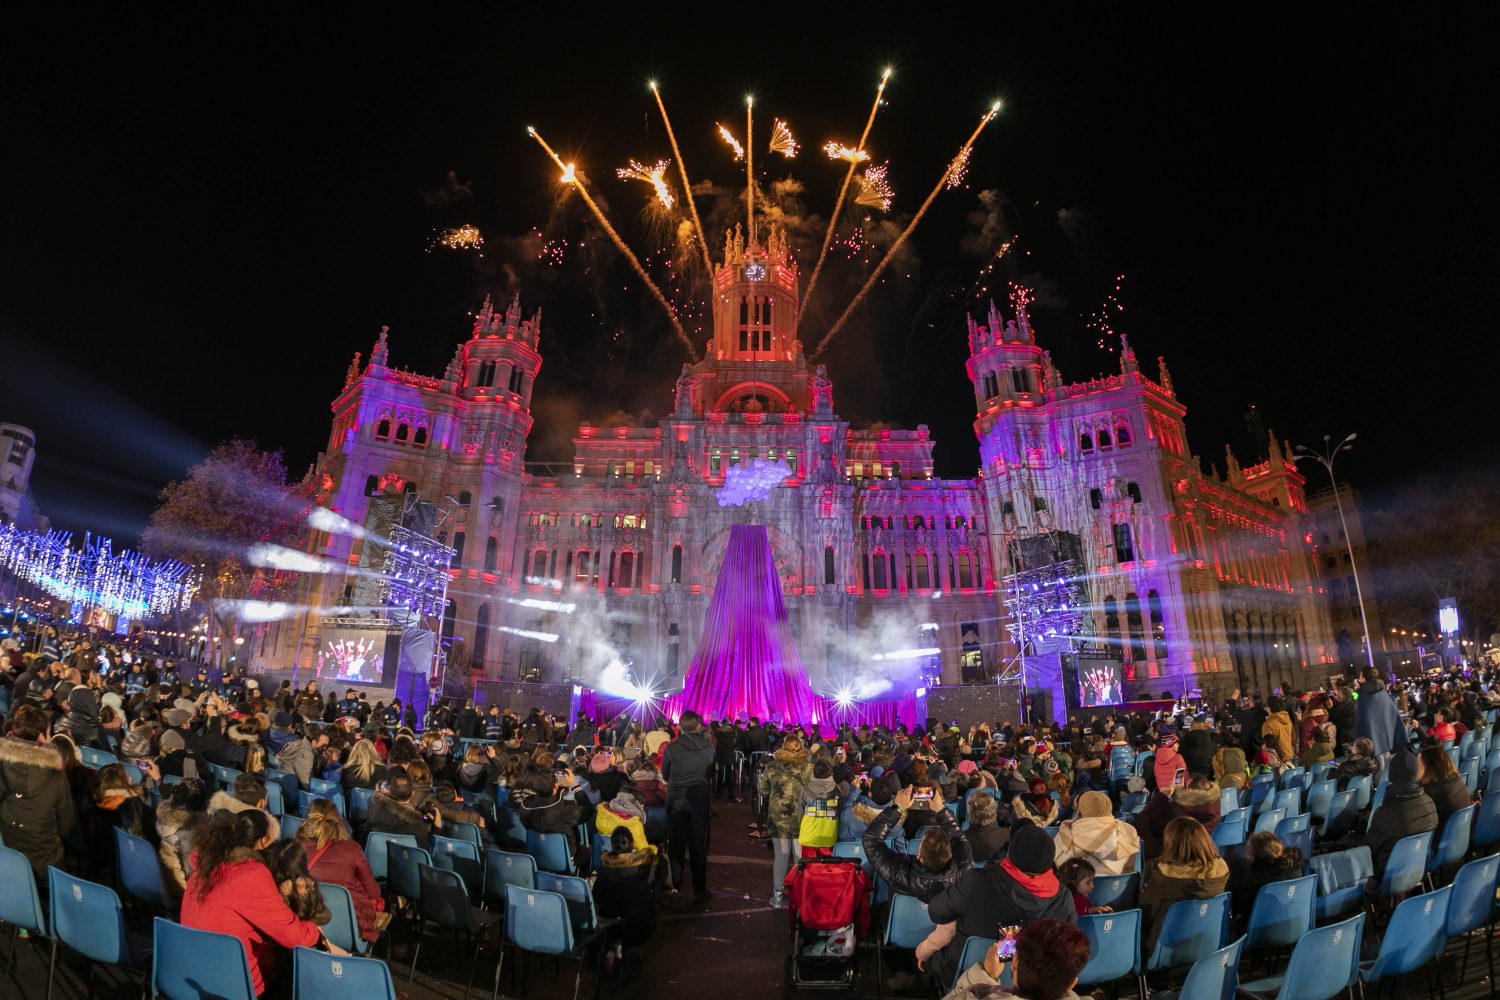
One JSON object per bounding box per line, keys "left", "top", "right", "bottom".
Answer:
{"left": 254, "top": 226, "right": 1336, "bottom": 700}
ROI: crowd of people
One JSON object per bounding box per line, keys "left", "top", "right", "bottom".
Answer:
{"left": 2, "top": 615, "right": 1497, "bottom": 1000}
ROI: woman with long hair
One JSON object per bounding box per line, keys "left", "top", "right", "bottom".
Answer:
{"left": 1417, "top": 743, "right": 1471, "bottom": 828}
{"left": 181, "top": 810, "right": 344, "bottom": 996}
{"left": 1137, "top": 816, "right": 1228, "bottom": 953}
{"left": 756, "top": 734, "right": 811, "bottom": 907}
{"left": 1227, "top": 831, "right": 1303, "bottom": 920}
{"left": 341, "top": 739, "right": 385, "bottom": 790}
{"left": 295, "top": 798, "right": 385, "bottom": 944}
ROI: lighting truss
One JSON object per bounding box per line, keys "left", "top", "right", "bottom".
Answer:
{"left": 380, "top": 525, "right": 455, "bottom": 618}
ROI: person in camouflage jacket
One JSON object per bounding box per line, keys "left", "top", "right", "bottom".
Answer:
{"left": 757, "top": 735, "right": 812, "bottom": 906}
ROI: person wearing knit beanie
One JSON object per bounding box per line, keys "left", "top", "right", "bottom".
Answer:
{"left": 1076, "top": 790, "right": 1113, "bottom": 819}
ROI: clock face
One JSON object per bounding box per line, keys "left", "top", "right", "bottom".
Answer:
{"left": 744, "top": 263, "right": 766, "bottom": 281}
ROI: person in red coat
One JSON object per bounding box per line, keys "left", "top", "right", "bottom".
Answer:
{"left": 181, "top": 810, "right": 343, "bottom": 996}
{"left": 296, "top": 799, "right": 385, "bottom": 945}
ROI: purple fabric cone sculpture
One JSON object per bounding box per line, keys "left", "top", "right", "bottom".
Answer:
{"left": 679, "top": 524, "right": 819, "bottom": 723}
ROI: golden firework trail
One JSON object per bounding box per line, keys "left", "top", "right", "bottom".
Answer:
{"left": 813, "top": 102, "right": 1001, "bottom": 358}
{"left": 945, "top": 146, "right": 972, "bottom": 189}
{"left": 651, "top": 81, "right": 715, "bottom": 277}
{"left": 854, "top": 165, "right": 893, "bottom": 211}
{"left": 716, "top": 123, "right": 744, "bottom": 161}
{"left": 822, "top": 142, "right": 870, "bottom": 163}
{"left": 616, "top": 158, "right": 675, "bottom": 210}
{"left": 769, "top": 118, "right": 798, "bottom": 158}
{"left": 798, "top": 68, "right": 891, "bottom": 332}
{"left": 527, "top": 126, "right": 699, "bottom": 360}
{"left": 745, "top": 97, "right": 754, "bottom": 244}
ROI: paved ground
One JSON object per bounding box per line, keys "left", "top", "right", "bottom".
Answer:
{"left": 10, "top": 798, "right": 1498, "bottom": 999}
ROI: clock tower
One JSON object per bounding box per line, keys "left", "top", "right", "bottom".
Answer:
{"left": 710, "top": 223, "right": 799, "bottom": 363}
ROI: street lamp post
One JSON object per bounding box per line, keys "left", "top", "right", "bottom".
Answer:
{"left": 1293, "top": 433, "right": 1377, "bottom": 675}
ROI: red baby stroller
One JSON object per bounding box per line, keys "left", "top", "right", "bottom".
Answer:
{"left": 781, "top": 856, "right": 871, "bottom": 996}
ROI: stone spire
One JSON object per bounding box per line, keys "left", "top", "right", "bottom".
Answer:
{"left": 504, "top": 293, "right": 522, "bottom": 329}
{"left": 1157, "top": 356, "right": 1174, "bottom": 396}
{"left": 1267, "top": 430, "right": 1284, "bottom": 464}
{"left": 369, "top": 326, "right": 389, "bottom": 368}
{"left": 443, "top": 343, "right": 463, "bottom": 384}
{"left": 1042, "top": 350, "right": 1063, "bottom": 391}
{"left": 1119, "top": 333, "right": 1139, "bottom": 375}
{"left": 1224, "top": 444, "right": 1242, "bottom": 485}
{"left": 344, "top": 352, "right": 362, "bottom": 388}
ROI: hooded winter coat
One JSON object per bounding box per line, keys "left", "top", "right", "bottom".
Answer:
{"left": 57, "top": 687, "right": 107, "bottom": 751}
{"left": 863, "top": 803, "right": 973, "bottom": 901}
{"left": 1053, "top": 814, "right": 1141, "bottom": 876}
{"left": 758, "top": 746, "right": 812, "bottom": 838}
{"left": 1421, "top": 773, "right": 1471, "bottom": 829}
{"left": 927, "top": 862, "right": 1077, "bottom": 983}
{"left": 361, "top": 792, "right": 434, "bottom": 849}
{"left": 156, "top": 801, "right": 199, "bottom": 897}
{"left": 799, "top": 774, "right": 842, "bottom": 848}
{"left": 1152, "top": 743, "right": 1187, "bottom": 791}
{"left": 0, "top": 736, "right": 76, "bottom": 873}
{"left": 1354, "top": 680, "right": 1403, "bottom": 758}
{"left": 276, "top": 738, "right": 318, "bottom": 790}
{"left": 1364, "top": 783, "right": 1437, "bottom": 883}
{"left": 301, "top": 838, "right": 382, "bottom": 944}
{"left": 1138, "top": 856, "right": 1230, "bottom": 952}
{"left": 1179, "top": 728, "right": 1217, "bottom": 777}
{"left": 1260, "top": 712, "right": 1294, "bottom": 761}
{"left": 180, "top": 848, "right": 322, "bottom": 996}
{"left": 1213, "top": 747, "right": 1248, "bottom": 789}
{"left": 1137, "top": 786, "right": 1221, "bottom": 861}
{"left": 208, "top": 789, "right": 282, "bottom": 840}
{"left": 595, "top": 794, "right": 654, "bottom": 853}
{"left": 594, "top": 848, "right": 656, "bottom": 948}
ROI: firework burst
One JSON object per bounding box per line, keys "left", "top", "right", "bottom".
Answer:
{"left": 854, "top": 164, "right": 894, "bottom": 211}
{"left": 769, "top": 118, "right": 798, "bottom": 158}
{"left": 616, "top": 159, "right": 675, "bottom": 210}
{"left": 1087, "top": 274, "right": 1128, "bottom": 351}
{"left": 716, "top": 123, "right": 744, "bottom": 161}
{"left": 429, "top": 224, "right": 484, "bottom": 253}
{"left": 823, "top": 141, "right": 869, "bottom": 164}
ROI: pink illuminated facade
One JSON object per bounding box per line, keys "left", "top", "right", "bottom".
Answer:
{"left": 255, "top": 225, "right": 1336, "bottom": 701}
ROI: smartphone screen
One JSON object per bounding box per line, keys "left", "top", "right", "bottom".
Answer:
{"left": 1173, "top": 768, "right": 1186, "bottom": 785}
{"left": 912, "top": 787, "right": 935, "bottom": 801}
{"left": 996, "top": 924, "right": 1021, "bottom": 958}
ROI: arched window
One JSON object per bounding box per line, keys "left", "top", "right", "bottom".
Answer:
{"left": 956, "top": 552, "right": 975, "bottom": 590}
{"left": 1079, "top": 432, "right": 1094, "bottom": 453}
{"left": 484, "top": 536, "right": 498, "bottom": 572}
{"left": 1104, "top": 595, "right": 1120, "bottom": 645}
{"left": 1125, "top": 592, "right": 1146, "bottom": 662}
{"left": 872, "top": 552, "right": 889, "bottom": 590}
{"left": 575, "top": 550, "right": 591, "bottom": 584}
{"left": 1147, "top": 589, "right": 1166, "bottom": 659}
{"left": 1033, "top": 496, "right": 1048, "bottom": 513}
{"left": 823, "top": 546, "right": 836, "bottom": 586}
{"left": 375, "top": 418, "right": 392, "bottom": 440}
{"left": 913, "top": 552, "right": 931, "bottom": 590}
{"left": 1098, "top": 429, "right": 1112, "bottom": 449}
{"left": 530, "top": 550, "right": 547, "bottom": 580}
{"left": 617, "top": 551, "right": 635, "bottom": 589}
{"left": 402, "top": 481, "right": 417, "bottom": 494}
{"left": 395, "top": 423, "right": 409, "bottom": 443}
{"left": 1116, "top": 422, "right": 1132, "bottom": 446}
{"left": 412, "top": 426, "right": 428, "bottom": 446}
{"left": 458, "top": 491, "right": 472, "bottom": 505}
{"left": 451, "top": 531, "right": 465, "bottom": 566}
{"left": 1127, "top": 482, "right": 1142, "bottom": 503}
{"left": 670, "top": 545, "right": 683, "bottom": 584}
{"left": 1011, "top": 367, "right": 1026, "bottom": 393}
{"left": 364, "top": 474, "right": 379, "bottom": 496}
{"left": 472, "top": 604, "right": 489, "bottom": 669}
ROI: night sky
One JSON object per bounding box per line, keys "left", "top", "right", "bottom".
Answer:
{"left": 4, "top": 9, "right": 1493, "bottom": 542}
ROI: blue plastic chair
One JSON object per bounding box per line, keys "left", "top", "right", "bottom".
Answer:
{"left": 447, "top": 820, "right": 484, "bottom": 853}
{"left": 298, "top": 790, "right": 344, "bottom": 818}
{"left": 1345, "top": 774, "right": 1373, "bottom": 811}
{"left": 1309, "top": 846, "right": 1374, "bottom": 921}
{"left": 347, "top": 786, "right": 374, "bottom": 823}
{"left": 1446, "top": 854, "right": 1500, "bottom": 988}
{"left": 1359, "top": 887, "right": 1451, "bottom": 991}
{"left": 1243, "top": 875, "right": 1314, "bottom": 954}
{"left": 309, "top": 776, "right": 343, "bottom": 799}
{"left": 1370, "top": 780, "right": 1389, "bottom": 812}
{"left": 482, "top": 849, "right": 537, "bottom": 906}
{"left": 1426, "top": 803, "right": 1475, "bottom": 886}
{"left": 0, "top": 845, "right": 48, "bottom": 971}
{"left": 409, "top": 865, "right": 500, "bottom": 998}
{"left": 1238, "top": 913, "right": 1363, "bottom": 1000}
{"left": 264, "top": 767, "right": 298, "bottom": 807}
{"left": 1273, "top": 812, "right": 1310, "bottom": 837}
{"left": 1460, "top": 757, "right": 1480, "bottom": 795}
{"left": 499, "top": 883, "right": 604, "bottom": 1000}
{"left": 1219, "top": 786, "right": 1240, "bottom": 816}
{"left": 280, "top": 813, "right": 304, "bottom": 840}
{"left": 387, "top": 843, "right": 432, "bottom": 905}
{"left": 1306, "top": 778, "right": 1336, "bottom": 820}
{"left": 878, "top": 893, "right": 937, "bottom": 994}
{"left": 1320, "top": 789, "right": 1358, "bottom": 838}
{"left": 114, "top": 827, "right": 174, "bottom": 912}
{"left": 46, "top": 867, "right": 149, "bottom": 999}
{"left": 1119, "top": 790, "right": 1150, "bottom": 816}
{"left": 1152, "top": 935, "right": 1243, "bottom": 1000}
{"left": 79, "top": 746, "right": 117, "bottom": 768}
{"left": 1308, "top": 761, "right": 1333, "bottom": 784}
{"left": 534, "top": 872, "right": 603, "bottom": 933}
{"left": 431, "top": 835, "right": 484, "bottom": 894}
{"left": 151, "top": 917, "right": 256, "bottom": 1000}
{"left": 1474, "top": 792, "right": 1500, "bottom": 851}
{"left": 1278, "top": 827, "right": 1312, "bottom": 871}
{"left": 1146, "top": 893, "right": 1228, "bottom": 973}
{"left": 291, "top": 946, "right": 393, "bottom": 1000}
{"left": 950, "top": 936, "right": 998, "bottom": 991}
{"left": 317, "top": 882, "right": 371, "bottom": 955}
{"left": 363, "top": 831, "right": 418, "bottom": 883}
{"left": 262, "top": 781, "right": 285, "bottom": 817}
{"left": 832, "top": 841, "right": 868, "bottom": 866}
{"left": 1252, "top": 807, "right": 1286, "bottom": 836}
{"left": 1089, "top": 872, "right": 1140, "bottom": 911}
{"left": 524, "top": 829, "right": 575, "bottom": 874}
{"left": 1076, "top": 908, "right": 1144, "bottom": 997}
{"left": 205, "top": 763, "right": 243, "bottom": 789}
{"left": 1248, "top": 778, "right": 1276, "bottom": 815}
{"left": 1271, "top": 788, "right": 1301, "bottom": 815}
{"left": 1370, "top": 831, "right": 1433, "bottom": 903}
{"left": 1211, "top": 815, "right": 1246, "bottom": 850}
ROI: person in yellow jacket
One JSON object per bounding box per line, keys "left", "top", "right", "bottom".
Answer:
{"left": 594, "top": 789, "right": 657, "bottom": 856}
{"left": 1259, "top": 697, "right": 1295, "bottom": 761}
{"left": 797, "top": 759, "right": 841, "bottom": 856}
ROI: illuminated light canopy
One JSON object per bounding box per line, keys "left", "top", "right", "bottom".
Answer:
{"left": 0, "top": 524, "right": 198, "bottom": 621}
{"left": 715, "top": 458, "right": 790, "bottom": 507}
